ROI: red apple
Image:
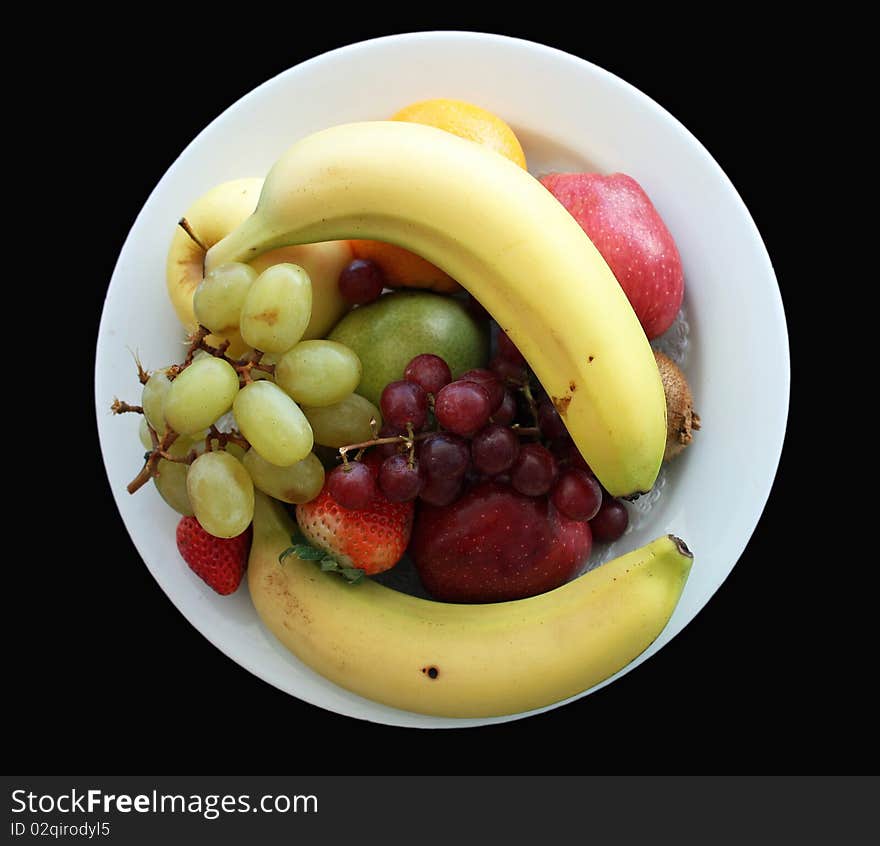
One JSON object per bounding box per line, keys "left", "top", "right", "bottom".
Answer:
{"left": 410, "top": 480, "right": 592, "bottom": 603}
{"left": 541, "top": 172, "right": 684, "bottom": 339}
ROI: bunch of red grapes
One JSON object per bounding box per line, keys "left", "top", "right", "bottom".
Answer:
{"left": 326, "top": 330, "right": 629, "bottom": 543}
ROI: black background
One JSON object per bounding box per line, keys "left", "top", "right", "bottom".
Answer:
{"left": 13, "top": 14, "right": 833, "bottom": 775}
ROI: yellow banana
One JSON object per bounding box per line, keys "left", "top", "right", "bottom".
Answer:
{"left": 248, "top": 493, "right": 693, "bottom": 718}
{"left": 206, "top": 121, "right": 666, "bottom": 497}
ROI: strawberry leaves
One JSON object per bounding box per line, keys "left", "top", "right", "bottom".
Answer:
{"left": 279, "top": 529, "right": 365, "bottom": 584}
{"left": 319, "top": 558, "right": 366, "bottom": 583}
{"left": 286, "top": 541, "right": 326, "bottom": 561}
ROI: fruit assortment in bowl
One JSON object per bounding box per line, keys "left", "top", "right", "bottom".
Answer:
{"left": 109, "top": 92, "right": 701, "bottom": 719}
{"left": 97, "top": 33, "right": 787, "bottom": 726}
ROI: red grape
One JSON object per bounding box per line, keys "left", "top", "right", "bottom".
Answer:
{"left": 404, "top": 354, "right": 452, "bottom": 395}
{"left": 551, "top": 469, "right": 602, "bottom": 521}
{"left": 434, "top": 381, "right": 492, "bottom": 436}
{"left": 337, "top": 259, "right": 385, "bottom": 305}
{"left": 555, "top": 439, "right": 592, "bottom": 474}
{"left": 419, "top": 432, "right": 470, "bottom": 480}
{"left": 466, "top": 293, "right": 490, "bottom": 321}
{"left": 496, "top": 329, "right": 526, "bottom": 365}
{"left": 491, "top": 389, "right": 517, "bottom": 425}
{"left": 419, "top": 473, "right": 464, "bottom": 507}
{"left": 590, "top": 498, "right": 629, "bottom": 542}
{"left": 537, "top": 399, "right": 568, "bottom": 440}
{"left": 489, "top": 354, "right": 528, "bottom": 385}
{"left": 510, "top": 443, "right": 557, "bottom": 497}
{"left": 549, "top": 435, "right": 573, "bottom": 460}
{"left": 379, "top": 453, "right": 423, "bottom": 502}
{"left": 327, "top": 461, "right": 378, "bottom": 510}
{"left": 459, "top": 368, "right": 504, "bottom": 412}
{"left": 380, "top": 380, "right": 428, "bottom": 430}
{"left": 471, "top": 424, "right": 520, "bottom": 476}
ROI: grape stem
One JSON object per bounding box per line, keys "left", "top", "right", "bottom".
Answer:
{"left": 520, "top": 383, "right": 540, "bottom": 428}
{"left": 129, "top": 350, "right": 151, "bottom": 385}
{"left": 158, "top": 447, "right": 199, "bottom": 464}
{"left": 338, "top": 433, "right": 427, "bottom": 458}
{"left": 115, "top": 327, "right": 264, "bottom": 495}
{"left": 168, "top": 327, "right": 272, "bottom": 388}
{"left": 183, "top": 326, "right": 213, "bottom": 366}
{"left": 336, "top": 425, "right": 542, "bottom": 463}
{"left": 110, "top": 399, "right": 144, "bottom": 415}
{"left": 124, "top": 424, "right": 253, "bottom": 493}
{"left": 126, "top": 430, "right": 180, "bottom": 494}
{"left": 205, "top": 425, "right": 250, "bottom": 453}
{"left": 406, "top": 423, "right": 416, "bottom": 468}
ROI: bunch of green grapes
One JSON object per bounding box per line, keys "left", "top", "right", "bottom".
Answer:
{"left": 132, "top": 262, "right": 381, "bottom": 538}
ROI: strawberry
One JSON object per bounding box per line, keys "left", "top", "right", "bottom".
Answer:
{"left": 295, "top": 473, "right": 414, "bottom": 576}
{"left": 176, "top": 516, "right": 252, "bottom": 595}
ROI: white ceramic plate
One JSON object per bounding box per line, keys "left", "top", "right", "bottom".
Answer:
{"left": 94, "top": 31, "right": 788, "bottom": 727}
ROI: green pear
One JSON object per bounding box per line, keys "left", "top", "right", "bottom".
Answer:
{"left": 328, "top": 291, "right": 489, "bottom": 406}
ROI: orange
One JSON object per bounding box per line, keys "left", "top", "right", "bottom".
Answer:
{"left": 353, "top": 98, "right": 528, "bottom": 293}
{"left": 392, "top": 98, "right": 527, "bottom": 169}
{"left": 349, "top": 238, "right": 461, "bottom": 293}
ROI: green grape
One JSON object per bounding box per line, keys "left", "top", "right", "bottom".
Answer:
{"left": 251, "top": 352, "right": 277, "bottom": 382}
{"left": 239, "top": 263, "right": 312, "bottom": 354}
{"left": 153, "top": 437, "right": 197, "bottom": 516}
{"left": 233, "top": 381, "right": 313, "bottom": 467}
{"left": 186, "top": 450, "right": 254, "bottom": 538}
{"left": 275, "top": 340, "right": 362, "bottom": 407}
{"left": 242, "top": 449, "right": 325, "bottom": 504}
{"left": 223, "top": 441, "right": 248, "bottom": 461}
{"left": 142, "top": 370, "right": 172, "bottom": 435}
{"left": 303, "top": 393, "right": 381, "bottom": 448}
{"left": 200, "top": 436, "right": 246, "bottom": 462}
{"left": 193, "top": 262, "right": 257, "bottom": 336}
{"left": 163, "top": 356, "right": 240, "bottom": 435}
{"left": 138, "top": 416, "right": 153, "bottom": 450}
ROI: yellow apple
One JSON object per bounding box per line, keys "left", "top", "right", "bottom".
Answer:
{"left": 165, "top": 178, "right": 351, "bottom": 354}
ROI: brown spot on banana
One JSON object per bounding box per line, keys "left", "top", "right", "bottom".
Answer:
{"left": 551, "top": 395, "right": 572, "bottom": 416}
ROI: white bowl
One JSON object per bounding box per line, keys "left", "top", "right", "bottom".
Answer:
{"left": 94, "top": 31, "right": 788, "bottom": 727}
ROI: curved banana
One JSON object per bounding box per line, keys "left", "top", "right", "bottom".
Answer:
{"left": 248, "top": 493, "right": 693, "bottom": 718}
{"left": 206, "top": 121, "right": 666, "bottom": 497}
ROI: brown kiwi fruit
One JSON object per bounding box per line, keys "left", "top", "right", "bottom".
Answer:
{"left": 654, "top": 351, "right": 701, "bottom": 461}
